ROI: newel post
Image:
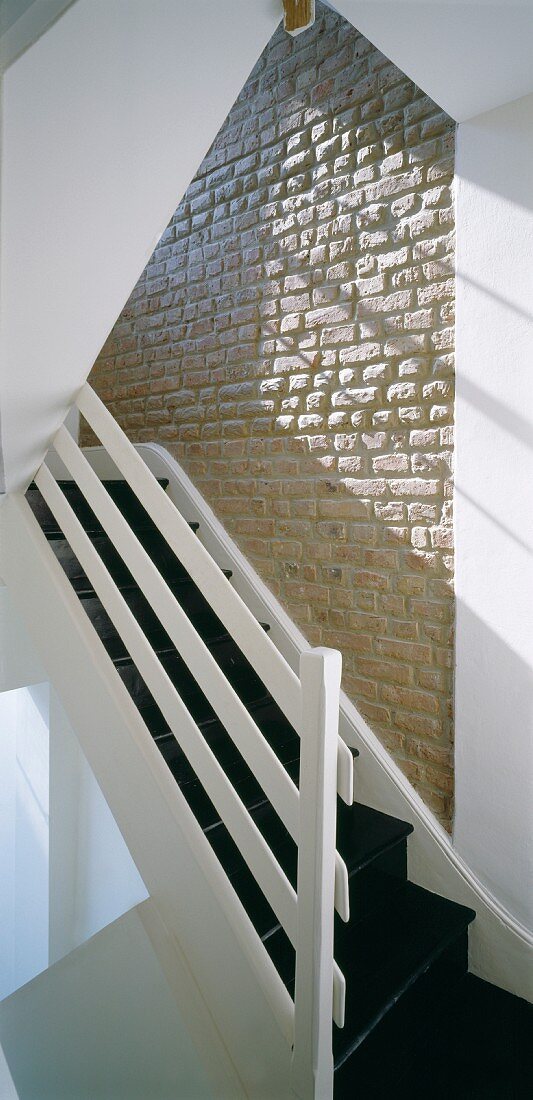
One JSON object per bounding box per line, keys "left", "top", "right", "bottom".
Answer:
{"left": 291, "top": 647, "right": 342, "bottom": 1100}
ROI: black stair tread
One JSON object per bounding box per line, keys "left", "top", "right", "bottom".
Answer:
{"left": 118, "top": 641, "right": 267, "bottom": 723}
{"left": 104, "top": 613, "right": 270, "bottom": 667}
{"left": 174, "top": 754, "right": 301, "bottom": 833}
{"left": 75, "top": 567, "right": 232, "bottom": 600}
{"left": 138, "top": 687, "right": 292, "bottom": 741}
{"left": 214, "top": 801, "right": 413, "bottom": 949}
{"left": 336, "top": 801, "right": 413, "bottom": 874}
{"left": 72, "top": 576, "right": 237, "bottom": 659}
{"left": 332, "top": 882, "right": 476, "bottom": 1068}
{"left": 262, "top": 880, "right": 474, "bottom": 1050}
{"left": 206, "top": 797, "right": 411, "bottom": 893}
{"left": 26, "top": 478, "right": 172, "bottom": 539}
{"left": 28, "top": 478, "right": 169, "bottom": 492}
{"left": 50, "top": 528, "right": 202, "bottom": 593}
{"left": 397, "top": 973, "right": 533, "bottom": 1099}
{"left": 154, "top": 710, "right": 300, "bottom": 794}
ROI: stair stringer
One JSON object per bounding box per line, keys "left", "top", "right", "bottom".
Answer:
{"left": 78, "top": 441, "right": 533, "bottom": 1004}
{"left": 0, "top": 492, "right": 295, "bottom": 1100}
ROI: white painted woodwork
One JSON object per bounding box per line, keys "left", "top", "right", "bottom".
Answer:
{"left": 0, "top": 0, "right": 281, "bottom": 493}
{"left": 38, "top": 452, "right": 347, "bottom": 1030}
{"left": 52, "top": 424, "right": 301, "bottom": 847}
{"left": 35, "top": 461, "right": 299, "bottom": 950}
{"left": 1, "top": 493, "right": 295, "bottom": 1096}
{"left": 113, "top": 441, "right": 533, "bottom": 1001}
{"left": 77, "top": 384, "right": 355, "bottom": 809}
{"left": 292, "top": 649, "right": 342, "bottom": 1100}
{"left": 78, "top": 386, "right": 303, "bottom": 732}
{"left": 52, "top": 423, "right": 350, "bottom": 925}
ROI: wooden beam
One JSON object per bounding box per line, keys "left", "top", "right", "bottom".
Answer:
{"left": 283, "top": 0, "right": 315, "bottom": 37}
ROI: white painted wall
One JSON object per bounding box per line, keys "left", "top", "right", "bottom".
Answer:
{"left": 0, "top": 684, "right": 49, "bottom": 1000}
{"left": 48, "top": 689, "right": 147, "bottom": 964}
{"left": 0, "top": 0, "right": 74, "bottom": 72}
{"left": 0, "top": 579, "right": 148, "bottom": 982}
{"left": 455, "top": 92, "right": 533, "bottom": 933}
{"left": 0, "top": 902, "right": 213, "bottom": 1100}
{"left": 0, "top": 0, "right": 281, "bottom": 493}
{"left": 331, "top": 0, "right": 533, "bottom": 123}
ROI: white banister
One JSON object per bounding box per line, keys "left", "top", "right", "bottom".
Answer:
{"left": 52, "top": 424, "right": 350, "bottom": 924}
{"left": 77, "top": 382, "right": 354, "bottom": 806}
{"left": 34, "top": 462, "right": 299, "bottom": 944}
{"left": 291, "top": 649, "right": 342, "bottom": 1100}
{"left": 52, "top": 425, "right": 301, "bottom": 843}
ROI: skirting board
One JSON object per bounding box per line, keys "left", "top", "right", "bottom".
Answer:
{"left": 58, "top": 443, "right": 533, "bottom": 1003}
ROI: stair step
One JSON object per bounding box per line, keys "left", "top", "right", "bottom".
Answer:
{"left": 72, "top": 576, "right": 233, "bottom": 659}
{"left": 26, "top": 479, "right": 175, "bottom": 538}
{"left": 107, "top": 613, "right": 270, "bottom": 668}
{"left": 27, "top": 471, "right": 480, "bottom": 1095}
{"left": 205, "top": 793, "right": 395, "bottom": 891}
{"left": 333, "top": 882, "right": 474, "bottom": 1049}
{"left": 175, "top": 754, "right": 301, "bottom": 833}
{"left": 49, "top": 526, "right": 202, "bottom": 595}
{"left": 155, "top": 702, "right": 298, "bottom": 786}
{"left": 261, "top": 880, "right": 474, "bottom": 1080}
{"left": 205, "top": 799, "right": 409, "bottom": 944}
{"left": 394, "top": 974, "right": 533, "bottom": 1100}
{"left": 118, "top": 637, "right": 265, "bottom": 718}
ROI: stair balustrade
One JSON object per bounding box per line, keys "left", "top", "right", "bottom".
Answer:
{"left": 32, "top": 382, "right": 351, "bottom": 1099}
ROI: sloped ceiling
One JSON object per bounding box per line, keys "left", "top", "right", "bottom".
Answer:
{"left": 331, "top": 0, "right": 533, "bottom": 122}
{"left": 1, "top": 0, "right": 532, "bottom": 490}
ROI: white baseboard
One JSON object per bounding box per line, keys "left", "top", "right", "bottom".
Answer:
{"left": 128, "top": 443, "right": 533, "bottom": 1004}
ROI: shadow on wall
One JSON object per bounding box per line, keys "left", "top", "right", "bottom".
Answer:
{"left": 82, "top": 4, "right": 457, "bottom": 827}
{"left": 454, "top": 598, "right": 533, "bottom": 934}
{"left": 0, "top": 412, "right": 5, "bottom": 493}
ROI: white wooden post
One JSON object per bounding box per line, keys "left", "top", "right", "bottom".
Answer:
{"left": 291, "top": 647, "right": 342, "bottom": 1100}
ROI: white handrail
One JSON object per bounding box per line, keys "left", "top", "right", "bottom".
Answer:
{"left": 77, "top": 383, "right": 354, "bottom": 807}
{"left": 35, "top": 457, "right": 347, "bottom": 1031}
{"left": 52, "top": 425, "right": 301, "bottom": 843}
{"left": 36, "top": 389, "right": 351, "bottom": 1083}
{"left": 35, "top": 462, "right": 298, "bottom": 943}
{"left": 292, "top": 649, "right": 342, "bottom": 1100}
{"left": 52, "top": 424, "right": 350, "bottom": 925}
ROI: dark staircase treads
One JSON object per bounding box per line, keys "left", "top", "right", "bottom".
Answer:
{"left": 26, "top": 478, "right": 171, "bottom": 538}
{"left": 217, "top": 801, "right": 414, "bottom": 955}
{"left": 394, "top": 973, "right": 533, "bottom": 1100}
{"left": 27, "top": 475, "right": 484, "bottom": 1095}
{"left": 49, "top": 528, "right": 202, "bottom": 594}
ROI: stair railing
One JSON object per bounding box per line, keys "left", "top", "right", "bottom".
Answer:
{"left": 33, "top": 382, "right": 351, "bottom": 1098}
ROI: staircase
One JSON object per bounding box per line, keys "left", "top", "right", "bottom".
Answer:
{"left": 18, "top": 384, "right": 479, "bottom": 1097}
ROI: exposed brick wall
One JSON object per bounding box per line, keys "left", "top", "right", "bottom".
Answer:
{"left": 84, "top": 3, "right": 456, "bottom": 827}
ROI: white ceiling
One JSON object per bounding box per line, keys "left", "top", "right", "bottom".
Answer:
{"left": 0, "top": 0, "right": 74, "bottom": 70}
{"left": 330, "top": 0, "right": 533, "bottom": 121}
{"left": 2, "top": 1, "right": 532, "bottom": 120}
{"left": 0, "top": 0, "right": 34, "bottom": 36}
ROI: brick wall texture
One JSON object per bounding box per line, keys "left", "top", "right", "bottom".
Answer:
{"left": 84, "top": 4, "right": 456, "bottom": 828}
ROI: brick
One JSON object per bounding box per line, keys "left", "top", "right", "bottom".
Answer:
{"left": 84, "top": 8, "right": 456, "bottom": 831}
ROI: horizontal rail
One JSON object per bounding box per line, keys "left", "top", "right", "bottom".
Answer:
{"left": 53, "top": 425, "right": 300, "bottom": 842}
{"left": 35, "top": 462, "right": 298, "bottom": 945}
{"left": 35, "top": 456, "right": 346, "bottom": 1027}
{"left": 77, "top": 383, "right": 354, "bottom": 806}
{"left": 7, "top": 491, "right": 296, "bottom": 1053}
{"left": 53, "top": 425, "right": 350, "bottom": 923}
